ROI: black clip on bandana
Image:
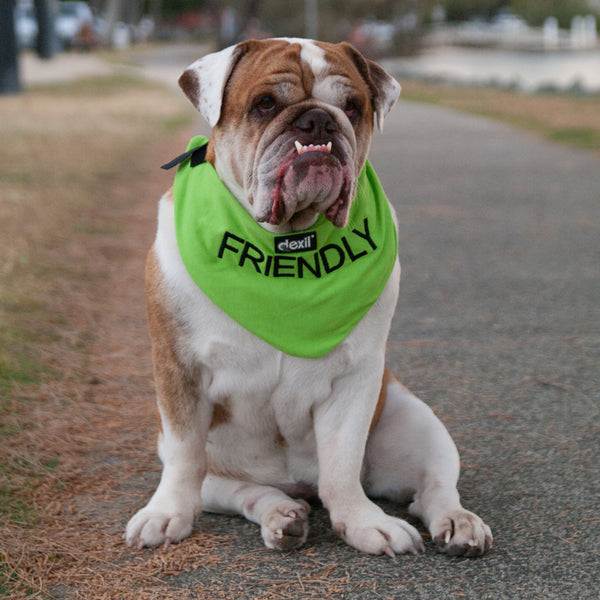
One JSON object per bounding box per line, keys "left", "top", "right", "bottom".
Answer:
{"left": 161, "top": 143, "right": 208, "bottom": 170}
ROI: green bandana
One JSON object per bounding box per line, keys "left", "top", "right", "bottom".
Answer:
{"left": 173, "top": 136, "right": 397, "bottom": 358}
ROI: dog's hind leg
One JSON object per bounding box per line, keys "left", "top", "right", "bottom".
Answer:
{"left": 201, "top": 475, "right": 310, "bottom": 551}
{"left": 363, "top": 369, "right": 493, "bottom": 556}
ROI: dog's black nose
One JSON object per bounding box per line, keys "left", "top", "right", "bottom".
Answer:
{"left": 294, "top": 109, "right": 338, "bottom": 139}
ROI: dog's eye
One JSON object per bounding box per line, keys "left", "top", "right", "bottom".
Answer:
{"left": 255, "top": 95, "right": 277, "bottom": 116}
{"left": 344, "top": 99, "right": 361, "bottom": 122}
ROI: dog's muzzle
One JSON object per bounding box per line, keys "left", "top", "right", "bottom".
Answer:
{"left": 268, "top": 109, "right": 352, "bottom": 227}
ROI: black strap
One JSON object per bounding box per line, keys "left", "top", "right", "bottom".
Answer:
{"left": 161, "top": 143, "right": 208, "bottom": 170}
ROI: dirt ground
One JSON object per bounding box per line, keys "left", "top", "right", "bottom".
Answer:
{"left": 1, "top": 127, "right": 203, "bottom": 599}
{"left": 0, "top": 76, "right": 228, "bottom": 598}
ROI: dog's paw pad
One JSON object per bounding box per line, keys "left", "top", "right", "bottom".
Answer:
{"left": 125, "top": 509, "right": 194, "bottom": 549}
{"left": 431, "top": 510, "right": 492, "bottom": 557}
{"left": 262, "top": 500, "right": 310, "bottom": 551}
{"left": 336, "top": 512, "right": 424, "bottom": 556}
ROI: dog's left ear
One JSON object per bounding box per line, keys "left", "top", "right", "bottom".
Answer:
{"left": 179, "top": 42, "right": 251, "bottom": 127}
{"left": 341, "top": 43, "right": 401, "bottom": 132}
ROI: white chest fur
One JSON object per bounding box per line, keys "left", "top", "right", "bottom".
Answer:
{"left": 153, "top": 194, "right": 400, "bottom": 486}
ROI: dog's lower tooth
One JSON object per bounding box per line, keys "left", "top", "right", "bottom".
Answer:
{"left": 294, "top": 141, "right": 303, "bottom": 153}
{"left": 327, "top": 141, "right": 332, "bottom": 151}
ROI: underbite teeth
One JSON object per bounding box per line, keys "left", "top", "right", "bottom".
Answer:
{"left": 294, "top": 141, "right": 333, "bottom": 155}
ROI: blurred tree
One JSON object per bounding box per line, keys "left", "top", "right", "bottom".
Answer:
{"left": 158, "top": 0, "right": 429, "bottom": 44}
{"left": 97, "top": 0, "right": 157, "bottom": 42}
{"left": 103, "top": 0, "right": 123, "bottom": 44}
{"left": 151, "top": 0, "right": 434, "bottom": 54}
{"left": 149, "top": 0, "right": 162, "bottom": 23}
{"left": 327, "top": 0, "right": 421, "bottom": 20}
{"left": 255, "top": 0, "right": 428, "bottom": 54}
{"left": 438, "top": 0, "right": 599, "bottom": 25}
{"left": 162, "top": 0, "right": 209, "bottom": 16}
{"left": 509, "top": 0, "right": 598, "bottom": 28}
{"left": 34, "top": 0, "right": 57, "bottom": 58}
{"left": 0, "top": 0, "right": 21, "bottom": 94}
{"left": 441, "top": 0, "right": 506, "bottom": 21}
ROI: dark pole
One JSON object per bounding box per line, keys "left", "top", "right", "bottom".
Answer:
{"left": 34, "top": 0, "right": 57, "bottom": 59}
{"left": 0, "top": 0, "right": 21, "bottom": 94}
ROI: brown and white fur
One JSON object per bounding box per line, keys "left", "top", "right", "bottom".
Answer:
{"left": 125, "top": 38, "right": 492, "bottom": 557}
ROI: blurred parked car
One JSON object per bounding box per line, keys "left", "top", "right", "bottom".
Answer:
{"left": 55, "top": 1, "right": 94, "bottom": 48}
{"left": 14, "top": 1, "right": 148, "bottom": 52}
{"left": 14, "top": 2, "right": 38, "bottom": 48}
{"left": 491, "top": 10, "right": 529, "bottom": 33}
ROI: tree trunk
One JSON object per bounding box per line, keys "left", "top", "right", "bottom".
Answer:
{"left": 34, "top": 0, "right": 57, "bottom": 59}
{"left": 0, "top": 0, "right": 21, "bottom": 94}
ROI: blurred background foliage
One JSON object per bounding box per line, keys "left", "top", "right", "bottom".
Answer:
{"left": 92, "top": 0, "right": 600, "bottom": 49}
{"left": 9, "top": 0, "right": 600, "bottom": 65}
{"left": 158, "top": 0, "right": 599, "bottom": 56}
{"left": 443, "top": 0, "right": 596, "bottom": 27}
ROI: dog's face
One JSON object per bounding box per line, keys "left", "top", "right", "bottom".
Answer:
{"left": 179, "top": 38, "right": 400, "bottom": 230}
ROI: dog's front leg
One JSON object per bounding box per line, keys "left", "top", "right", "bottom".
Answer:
{"left": 314, "top": 371, "right": 424, "bottom": 556}
{"left": 126, "top": 403, "right": 210, "bottom": 548}
{"left": 125, "top": 251, "right": 209, "bottom": 548}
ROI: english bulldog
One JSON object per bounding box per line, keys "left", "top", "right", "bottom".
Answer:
{"left": 125, "top": 38, "right": 492, "bottom": 557}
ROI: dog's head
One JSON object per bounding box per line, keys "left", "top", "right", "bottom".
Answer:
{"left": 179, "top": 38, "right": 400, "bottom": 231}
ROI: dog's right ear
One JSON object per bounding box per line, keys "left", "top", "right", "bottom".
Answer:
{"left": 339, "top": 42, "right": 401, "bottom": 132}
{"left": 179, "top": 42, "right": 250, "bottom": 128}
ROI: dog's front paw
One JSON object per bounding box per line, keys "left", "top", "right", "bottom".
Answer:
{"left": 430, "top": 509, "right": 492, "bottom": 557}
{"left": 333, "top": 506, "right": 424, "bottom": 556}
{"left": 261, "top": 499, "right": 310, "bottom": 551}
{"left": 125, "top": 505, "right": 195, "bottom": 549}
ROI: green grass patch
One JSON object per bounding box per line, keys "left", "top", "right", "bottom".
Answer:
{"left": 549, "top": 127, "right": 600, "bottom": 149}
{"left": 0, "top": 488, "right": 36, "bottom": 525}
{"left": 0, "top": 465, "right": 37, "bottom": 526}
{"left": 0, "top": 563, "right": 20, "bottom": 598}
{"left": 0, "top": 454, "right": 60, "bottom": 526}
{"left": 0, "top": 326, "right": 47, "bottom": 394}
{"left": 0, "top": 351, "right": 44, "bottom": 391}
{"left": 399, "top": 79, "right": 600, "bottom": 154}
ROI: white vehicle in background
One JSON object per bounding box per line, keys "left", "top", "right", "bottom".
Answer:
{"left": 14, "top": 0, "right": 97, "bottom": 50}
{"left": 55, "top": 1, "right": 94, "bottom": 48}
{"left": 14, "top": 2, "right": 38, "bottom": 48}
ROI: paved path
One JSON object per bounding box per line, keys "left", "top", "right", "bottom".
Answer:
{"left": 187, "top": 101, "right": 599, "bottom": 599}
{"left": 21, "top": 50, "right": 115, "bottom": 85}
{"left": 147, "top": 48, "right": 600, "bottom": 598}
{"left": 20, "top": 44, "right": 207, "bottom": 90}
{"left": 369, "top": 102, "right": 600, "bottom": 597}
{"left": 26, "top": 48, "right": 599, "bottom": 598}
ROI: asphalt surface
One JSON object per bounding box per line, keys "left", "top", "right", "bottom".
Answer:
{"left": 182, "top": 100, "right": 600, "bottom": 599}
{"left": 27, "top": 48, "right": 599, "bottom": 598}
{"left": 144, "top": 49, "right": 599, "bottom": 599}
{"left": 369, "top": 101, "right": 600, "bottom": 598}
{"left": 171, "top": 68, "right": 599, "bottom": 597}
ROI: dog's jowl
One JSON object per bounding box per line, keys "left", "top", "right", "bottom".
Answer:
{"left": 125, "top": 38, "right": 492, "bottom": 557}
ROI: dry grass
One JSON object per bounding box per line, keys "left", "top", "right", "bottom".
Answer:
{"left": 0, "top": 75, "right": 196, "bottom": 599}
{"left": 0, "top": 76, "right": 190, "bottom": 389}
{"left": 0, "top": 77, "right": 184, "bottom": 276}
{"left": 400, "top": 79, "right": 600, "bottom": 153}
